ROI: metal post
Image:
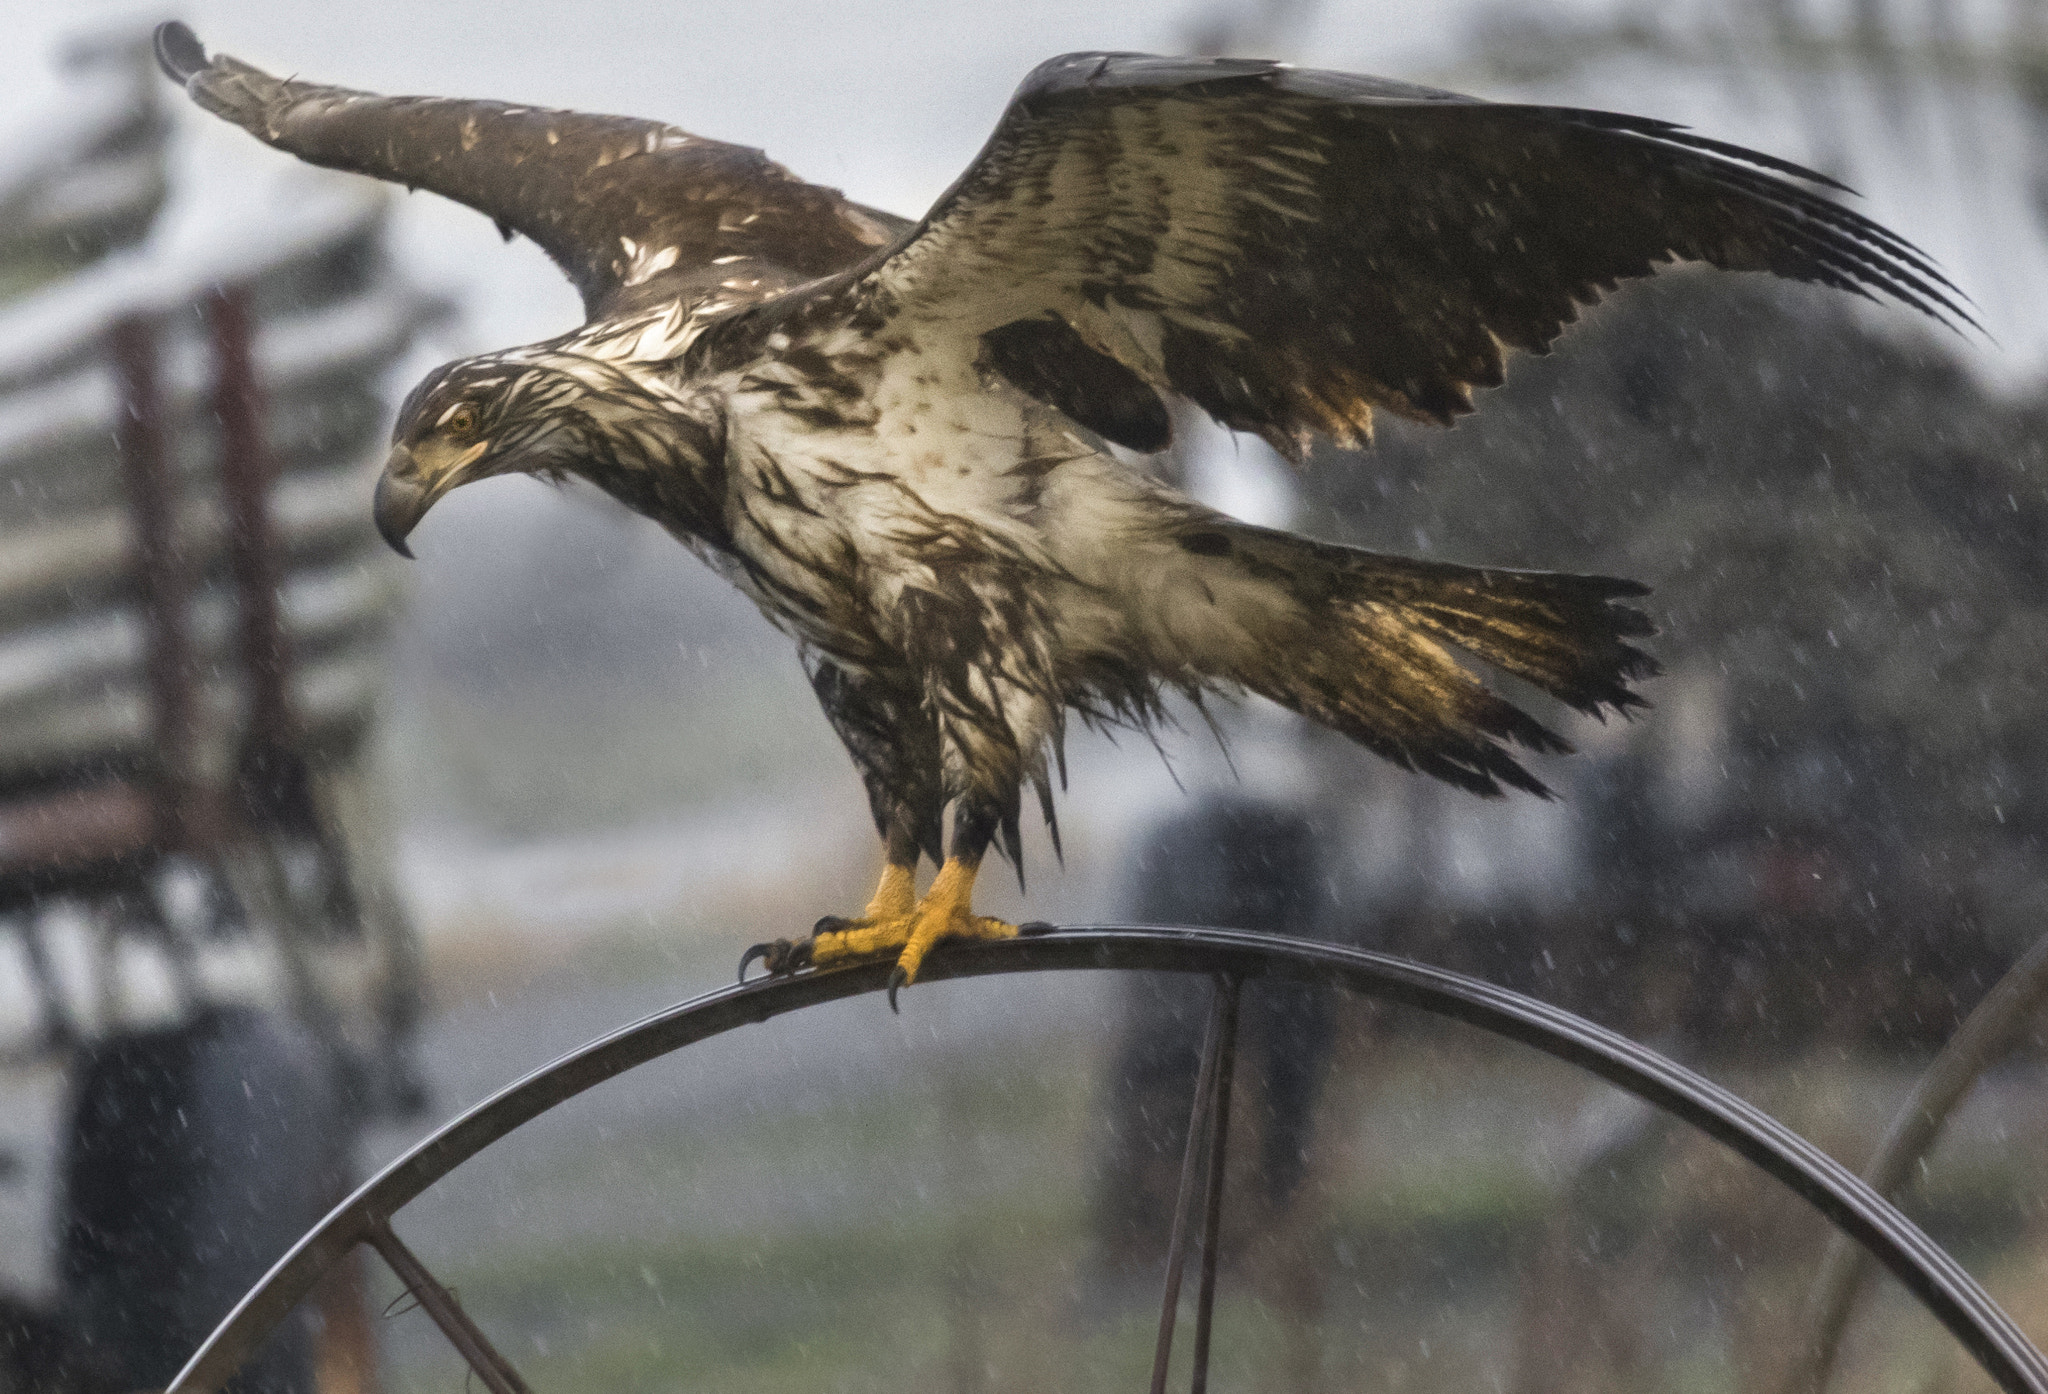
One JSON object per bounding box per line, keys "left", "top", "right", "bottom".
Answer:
{"left": 1189, "top": 978, "right": 1241, "bottom": 1394}
{"left": 312, "top": 1232, "right": 382, "bottom": 1394}
{"left": 205, "top": 285, "right": 297, "bottom": 793}
{"left": 363, "top": 1219, "right": 532, "bottom": 1394}
{"left": 206, "top": 283, "right": 365, "bottom": 944}
{"left": 110, "top": 312, "right": 196, "bottom": 850}
{"left": 1150, "top": 976, "right": 1236, "bottom": 1394}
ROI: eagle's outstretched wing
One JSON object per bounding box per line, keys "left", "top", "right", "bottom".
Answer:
{"left": 718, "top": 52, "right": 1970, "bottom": 459}
{"left": 152, "top": 22, "right": 907, "bottom": 321}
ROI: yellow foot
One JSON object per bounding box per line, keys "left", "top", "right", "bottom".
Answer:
{"left": 738, "top": 858, "right": 1055, "bottom": 1009}
{"left": 887, "top": 858, "right": 1015, "bottom": 1011}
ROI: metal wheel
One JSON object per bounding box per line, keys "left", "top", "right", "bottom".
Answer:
{"left": 164, "top": 926, "right": 2048, "bottom": 1394}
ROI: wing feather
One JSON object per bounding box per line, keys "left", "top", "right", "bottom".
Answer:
{"left": 717, "top": 52, "right": 1970, "bottom": 459}
{"left": 153, "top": 22, "right": 906, "bottom": 321}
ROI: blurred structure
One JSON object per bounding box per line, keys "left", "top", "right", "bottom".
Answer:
{"left": 0, "top": 28, "right": 169, "bottom": 297}
{"left": 1320, "top": 261, "right": 2048, "bottom": 1394}
{"left": 1316, "top": 272, "right": 2034, "bottom": 1050}
{"left": 0, "top": 28, "right": 440, "bottom": 1394}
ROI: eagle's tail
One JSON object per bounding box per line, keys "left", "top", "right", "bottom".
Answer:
{"left": 1206, "top": 525, "right": 1659, "bottom": 797}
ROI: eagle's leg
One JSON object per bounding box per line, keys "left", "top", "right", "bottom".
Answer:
{"left": 888, "top": 800, "right": 1017, "bottom": 1005}
{"left": 806, "top": 826, "right": 922, "bottom": 963}
{"left": 861, "top": 858, "right": 919, "bottom": 922}
{"left": 736, "top": 657, "right": 957, "bottom": 982}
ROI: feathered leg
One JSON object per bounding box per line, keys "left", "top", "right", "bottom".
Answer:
{"left": 740, "top": 660, "right": 940, "bottom": 982}
{"left": 860, "top": 846, "right": 918, "bottom": 923}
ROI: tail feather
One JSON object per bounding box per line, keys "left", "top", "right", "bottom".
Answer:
{"left": 1387, "top": 560, "right": 1659, "bottom": 717}
{"left": 1216, "top": 527, "right": 1659, "bottom": 797}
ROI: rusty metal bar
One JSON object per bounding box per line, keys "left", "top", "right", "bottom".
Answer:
{"left": 205, "top": 286, "right": 293, "bottom": 762}
{"left": 109, "top": 312, "right": 195, "bottom": 850}
{"left": 205, "top": 282, "right": 345, "bottom": 1044}
{"left": 0, "top": 784, "right": 154, "bottom": 875}
{"left": 1150, "top": 978, "right": 1230, "bottom": 1394}
{"left": 363, "top": 1218, "right": 531, "bottom": 1394}
{"left": 205, "top": 283, "right": 364, "bottom": 953}
{"left": 206, "top": 283, "right": 329, "bottom": 850}
{"left": 1189, "top": 977, "right": 1240, "bottom": 1394}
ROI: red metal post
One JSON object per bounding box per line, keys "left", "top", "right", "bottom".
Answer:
{"left": 110, "top": 312, "right": 197, "bottom": 850}
{"left": 205, "top": 283, "right": 313, "bottom": 836}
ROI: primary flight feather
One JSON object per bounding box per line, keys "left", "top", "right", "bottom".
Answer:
{"left": 155, "top": 24, "right": 1964, "bottom": 1001}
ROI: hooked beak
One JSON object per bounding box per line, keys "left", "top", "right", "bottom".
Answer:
{"left": 373, "top": 450, "right": 433, "bottom": 559}
{"left": 373, "top": 438, "right": 490, "bottom": 558}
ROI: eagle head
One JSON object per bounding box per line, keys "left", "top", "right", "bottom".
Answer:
{"left": 374, "top": 353, "right": 595, "bottom": 557}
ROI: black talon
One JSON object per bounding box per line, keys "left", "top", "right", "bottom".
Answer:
{"left": 1018, "top": 921, "right": 1057, "bottom": 937}
{"left": 154, "top": 21, "right": 208, "bottom": 84}
{"left": 813, "top": 915, "right": 852, "bottom": 936}
{"left": 887, "top": 964, "right": 909, "bottom": 1014}
{"left": 738, "top": 937, "right": 811, "bottom": 983}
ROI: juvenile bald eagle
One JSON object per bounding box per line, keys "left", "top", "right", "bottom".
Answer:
{"left": 157, "top": 24, "right": 1962, "bottom": 1002}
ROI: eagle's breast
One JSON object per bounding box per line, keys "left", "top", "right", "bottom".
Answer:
{"left": 713, "top": 325, "right": 1068, "bottom": 660}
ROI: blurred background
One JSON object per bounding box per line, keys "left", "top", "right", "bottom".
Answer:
{"left": 6, "top": 0, "right": 2048, "bottom": 1390}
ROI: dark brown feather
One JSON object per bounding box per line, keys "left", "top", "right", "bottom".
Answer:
{"left": 758, "top": 52, "right": 1970, "bottom": 460}
{"left": 154, "top": 23, "right": 906, "bottom": 321}
{"left": 980, "top": 318, "right": 1171, "bottom": 453}
{"left": 809, "top": 659, "right": 945, "bottom": 867}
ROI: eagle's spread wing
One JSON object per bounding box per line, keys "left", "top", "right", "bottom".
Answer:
{"left": 750, "top": 52, "right": 1968, "bottom": 459}
{"left": 152, "top": 22, "right": 907, "bottom": 321}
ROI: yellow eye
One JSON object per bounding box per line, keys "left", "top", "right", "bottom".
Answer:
{"left": 446, "top": 404, "right": 478, "bottom": 437}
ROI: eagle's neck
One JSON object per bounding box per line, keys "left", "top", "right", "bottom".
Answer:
{"left": 527, "top": 351, "right": 732, "bottom": 550}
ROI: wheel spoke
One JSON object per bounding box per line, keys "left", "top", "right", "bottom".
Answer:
{"left": 1189, "top": 977, "right": 1241, "bottom": 1394}
{"left": 364, "top": 1218, "right": 532, "bottom": 1394}
{"left": 1150, "top": 975, "right": 1237, "bottom": 1394}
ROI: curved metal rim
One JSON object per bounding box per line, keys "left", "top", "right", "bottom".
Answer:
{"left": 167, "top": 925, "right": 2048, "bottom": 1394}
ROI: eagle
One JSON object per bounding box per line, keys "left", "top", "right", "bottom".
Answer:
{"left": 155, "top": 23, "right": 1962, "bottom": 1005}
